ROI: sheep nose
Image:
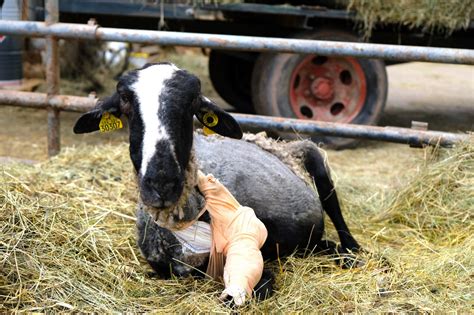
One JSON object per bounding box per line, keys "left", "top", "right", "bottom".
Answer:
{"left": 141, "top": 191, "right": 165, "bottom": 208}
{"left": 141, "top": 179, "right": 165, "bottom": 208}
{"left": 140, "top": 174, "right": 183, "bottom": 208}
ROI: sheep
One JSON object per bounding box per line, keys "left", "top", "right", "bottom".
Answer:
{"left": 73, "top": 62, "right": 361, "bottom": 302}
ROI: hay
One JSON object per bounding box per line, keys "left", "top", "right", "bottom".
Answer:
{"left": 347, "top": 0, "right": 474, "bottom": 39}
{"left": 1, "top": 141, "right": 473, "bottom": 312}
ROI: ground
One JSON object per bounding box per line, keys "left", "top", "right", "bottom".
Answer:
{"left": 1, "top": 139, "right": 472, "bottom": 312}
{"left": 381, "top": 62, "right": 474, "bottom": 132}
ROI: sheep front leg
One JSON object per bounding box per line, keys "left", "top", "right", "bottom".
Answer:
{"left": 136, "top": 207, "right": 210, "bottom": 278}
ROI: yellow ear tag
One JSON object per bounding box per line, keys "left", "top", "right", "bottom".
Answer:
{"left": 203, "top": 126, "right": 216, "bottom": 136}
{"left": 203, "top": 112, "right": 218, "bottom": 127}
{"left": 99, "top": 112, "right": 123, "bottom": 133}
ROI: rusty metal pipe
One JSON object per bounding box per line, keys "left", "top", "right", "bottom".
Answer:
{"left": 0, "top": 90, "right": 97, "bottom": 111}
{"left": 0, "top": 91, "right": 469, "bottom": 147}
{"left": 232, "top": 114, "right": 470, "bottom": 148}
{"left": 45, "top": 0, "right": 60, "bottom": 157}
{"left": 0, "top": 21, "right": 473, "bottom": 64}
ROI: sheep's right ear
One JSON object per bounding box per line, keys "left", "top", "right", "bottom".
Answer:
{"left": 73, "top": 93, "right": 122, "bottom": 134}
{"left": 196, "top": 96, "right": 243, "bottom": 139}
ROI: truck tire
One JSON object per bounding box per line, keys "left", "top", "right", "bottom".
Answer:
{"left": 209, "top": 50, "right": 256, "bottom": 113}
{"left": 251, "top": 29, "right": 388, "bottom": 148}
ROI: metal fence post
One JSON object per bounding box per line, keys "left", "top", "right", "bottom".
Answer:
{"left": 45, "top": 0, "right": 60, "bottom": 157}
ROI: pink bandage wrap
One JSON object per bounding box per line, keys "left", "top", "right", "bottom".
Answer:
{"left": 197, "top": 171, "right": 268, "bottom": 299}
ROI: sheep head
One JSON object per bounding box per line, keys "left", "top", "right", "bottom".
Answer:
{"left": 73, "top": 62, "right": 242, "bottom": 229}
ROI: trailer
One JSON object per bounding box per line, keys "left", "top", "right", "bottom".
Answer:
{"left": 23, "top": 1, "right": 474, "bottom": 148}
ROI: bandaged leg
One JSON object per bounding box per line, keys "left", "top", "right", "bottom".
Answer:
{"left": 221, "top": 214, "right": 266, "bottom": 304}
{"left": 198, "top": 172, "right": 268, "bottom": 305}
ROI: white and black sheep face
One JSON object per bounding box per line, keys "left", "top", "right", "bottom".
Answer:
{"left": 122, "top": 63, "right": 199, "bottom": 208}
{"left": 74, "top": 62, "right": 242, "bottom": 214}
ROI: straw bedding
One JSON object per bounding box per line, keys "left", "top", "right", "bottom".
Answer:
{"left": 347, "top": 0, "right": 474, "bottom": 39}
{"left": 1, "top": 142, "right": 473, "bottom": 312}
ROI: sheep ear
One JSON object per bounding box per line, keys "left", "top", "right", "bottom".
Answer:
{"left": 73, "top": 93, "right": 122, "bottom": 134}
{"left": 196, "top": 96, "right": 243, "bottom": 139}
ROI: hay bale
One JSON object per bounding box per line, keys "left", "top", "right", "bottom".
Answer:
{"left": 346, "top": 0, "right": 474, "bottom": 39}
{"left": 1, "top": 141, "right": 473, "bottom": 312}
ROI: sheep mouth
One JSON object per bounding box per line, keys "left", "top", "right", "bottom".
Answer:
{"left": 140, "top": 202, "right": 188, "bottom": 230}
{"left": 138, "top": 187, "right": 205, "bottom": 231}
{"left": 138, "top": 187, "right": 203, "bottom": 232}
{"left": 140, "top": 199, "right": 175, "bottom": 210}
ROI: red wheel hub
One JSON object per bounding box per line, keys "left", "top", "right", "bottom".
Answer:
{"left": 311, "top": 77, "right": 334, "bottom": 100}
{"left": 289, "top": 55, "right": 367, "bottom": 123}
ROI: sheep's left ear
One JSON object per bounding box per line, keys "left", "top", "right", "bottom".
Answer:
{"left": 196, "top": 96, "right": 243, "bottom": 139}
{"left": 73, "top": 93, "right": 122, "bottom": 134}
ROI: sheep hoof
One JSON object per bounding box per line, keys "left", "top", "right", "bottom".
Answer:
{"left": 336, "top": 246, "right": 365, "bottom": 269}
{"left": 340, "top": 254, "right": 365, "bottom": 269}
{"left": 254, "top": 269, "right": 275, "bottom": 301}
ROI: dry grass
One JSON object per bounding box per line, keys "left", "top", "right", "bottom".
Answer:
{"left": 347, "top": 0, "right": 474, "bottom": 39}
{"left": 1, "top": 141, "right": 473, "bottom": 312}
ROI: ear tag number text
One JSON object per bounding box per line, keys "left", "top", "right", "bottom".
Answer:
{"left": 99, "top": 112, "right": 123, "bottom": 133}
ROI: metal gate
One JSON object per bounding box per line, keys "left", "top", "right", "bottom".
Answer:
{"left": 0, "top": 0, "right": 472, "bottom": 156}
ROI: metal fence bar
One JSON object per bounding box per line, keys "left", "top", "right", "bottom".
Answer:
{"left": 233, "top": 114, "right": 470, "bottom": 148}
{"left": 45, "top": 0, "right": 60, "bottom": 156}
{"left": 0, "top": 90, "right": 97, "bottom": 112}
{"left": 0, "top": 21, "right": 474, "bottom": 64}
{"left": 0, "top": 90, "right": 470, "bottom": 148}
{"left": 1, "top": 12, "right": 472, "bottom": 155}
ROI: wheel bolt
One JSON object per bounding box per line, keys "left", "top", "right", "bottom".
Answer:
{"left": 309, "top": 74, "right": 315, "bottom": 80}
